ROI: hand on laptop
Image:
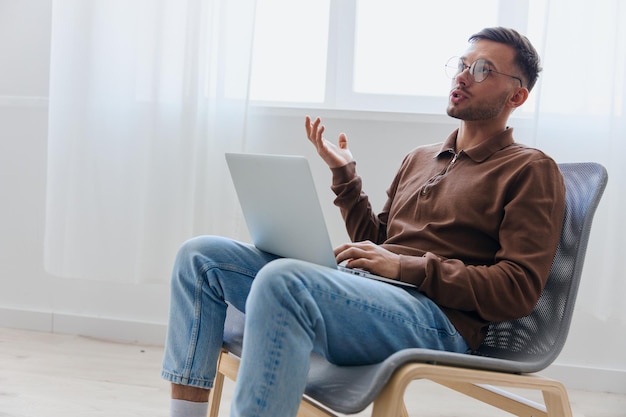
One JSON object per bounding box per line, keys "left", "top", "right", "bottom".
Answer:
{"left": 305, "top": 116, "right": 354, "bottom": 168}
{"left": 334, "top": 241, "right": 401, "bottom": 280}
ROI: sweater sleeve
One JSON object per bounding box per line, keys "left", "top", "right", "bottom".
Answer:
{"left": 330, "top": 161, "right": 389, "bottom": 244}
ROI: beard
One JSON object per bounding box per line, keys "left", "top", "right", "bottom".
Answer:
{"left": 447, "top": 90, "right": 510, "bottom": 121}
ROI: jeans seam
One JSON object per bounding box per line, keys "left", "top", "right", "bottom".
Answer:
{"left": 180, "top": 274, "right": 204, "bottom": 381}
{"left": 161, "top": 370, "right": 215, "bottom": 389}
{"left": 253, "top": 311, "right": 287, "bottom": 417}
{"left": 310, "top": 284, "right": 408, "bottom": 319}
{"left": 181, "top": 261, "right": 259, "bottom": 382}
{"left": 199, "top": 261, "right": 258, "bottom": 278}
{"left": 308, "top": 284, "right": 460, "bottom": 338}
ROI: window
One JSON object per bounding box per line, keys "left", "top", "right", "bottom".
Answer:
{"left": 250, "top": 0, "right": 545, "bottom": 114}
{"left": 249, "top": 0, "right": 330, "bottom": 103}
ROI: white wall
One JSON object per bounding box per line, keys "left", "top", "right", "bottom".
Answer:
{"left": 0, "top": 1, "right": 623, "bottom": 394}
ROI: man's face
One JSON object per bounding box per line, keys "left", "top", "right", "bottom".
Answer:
{"left": 446, "top": 40, "right": 522, "bottom": 122}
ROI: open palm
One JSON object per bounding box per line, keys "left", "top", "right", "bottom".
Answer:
{"left": 305, "top": 116, "right": 353, "bottom": 168}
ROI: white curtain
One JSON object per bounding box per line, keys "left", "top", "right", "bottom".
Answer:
{"left": 533, "top": 0, "right": 626, "bottom": 321}
{"left": 45, "top": 0, "right": 256, "bottom": 283}
{"left": 45, "top": 0, "right": 626, "bottom": 325}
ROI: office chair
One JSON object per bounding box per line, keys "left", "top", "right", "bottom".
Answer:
{"left": 208, "top": 162, "right": 608, "bottom": 417}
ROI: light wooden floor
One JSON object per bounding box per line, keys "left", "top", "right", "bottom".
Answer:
{"left": 1, "top": 327, "right": 624, "bottom": 417}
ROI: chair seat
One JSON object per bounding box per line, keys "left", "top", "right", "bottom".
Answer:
{"left": 223, "top": 305, "right": 545, "bottom": 415}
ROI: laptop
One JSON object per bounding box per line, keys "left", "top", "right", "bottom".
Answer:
{"left": 225, "top": 152, "right": 415, "bottom": 288}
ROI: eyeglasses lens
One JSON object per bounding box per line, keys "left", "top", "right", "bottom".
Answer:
{"left": 445, "top": 57, "right": 490, "bottom": 83}
{"left": 445, "top": 57, "right": 461, "bottom": 79}
{"left": 472, "top": 59, "right": 489, "bottom": 82}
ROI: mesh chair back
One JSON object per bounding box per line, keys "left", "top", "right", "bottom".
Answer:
{"left": 477, "top": 162, "right": 608, "bottom": 371}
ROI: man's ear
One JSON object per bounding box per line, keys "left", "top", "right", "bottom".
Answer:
{"left": 509, "top": 87, "right": 529, "bottom": 108}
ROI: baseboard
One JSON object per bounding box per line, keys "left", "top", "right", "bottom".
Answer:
{"left": 1, "top": 307, "right": 624, "bottom": 394}
{"left": 0, "top": 307, "right": 166, "bottom": 346}
{"left": 540, "top": 363, "right": 626, "bottom": 394}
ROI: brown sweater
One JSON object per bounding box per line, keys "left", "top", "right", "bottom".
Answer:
{"left": 330, "top": 128, "right": 565, "bottom": 350}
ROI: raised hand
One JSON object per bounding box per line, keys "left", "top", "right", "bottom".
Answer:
{"left": 305, "top": 116, "right": 354, "bottom": 168}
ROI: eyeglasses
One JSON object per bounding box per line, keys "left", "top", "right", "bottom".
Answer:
{"left": 445, "top": 57, "right": 523, "bottom": 87}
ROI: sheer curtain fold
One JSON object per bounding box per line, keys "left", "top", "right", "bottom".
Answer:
{"left": 45, "top": 0, "right": 256, "bottom": 283}
{"left": 533, "top": 0, "right": 626, "bottom": 320}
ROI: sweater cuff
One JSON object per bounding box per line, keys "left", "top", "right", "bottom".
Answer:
{"left": 330, "top": 161, "right": 357, "bottom": 186}
{"left": 398, "top": 254, "right": 427, "bottom": 286}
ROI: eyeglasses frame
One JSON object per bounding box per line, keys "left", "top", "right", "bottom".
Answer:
{"left": 446, "top": 57, "right": 523, "bottom": 88}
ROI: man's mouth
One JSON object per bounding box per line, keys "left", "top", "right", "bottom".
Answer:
{"left": 450, "top": 89, "right": 468, "bottom": 105}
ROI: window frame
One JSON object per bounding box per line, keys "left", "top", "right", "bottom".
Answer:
{"left": 250, "top": 0, "right": 538, "bottom": 118}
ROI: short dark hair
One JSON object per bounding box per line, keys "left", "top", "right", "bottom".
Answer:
{"left": 469, "top": 27, "right": 542, "bottom": 92}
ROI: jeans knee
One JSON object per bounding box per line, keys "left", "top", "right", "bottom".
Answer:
{"left": 174, "top": 235, "right": 243, "bottom": 271}
{"left": 176, "top": 235, "right": 226, "bottom": 259}
{"left": 250, "top": 259, "right": 311, "bottom": 300}
{"left": 171, "top": 235, "right": 225, "bottom": 287}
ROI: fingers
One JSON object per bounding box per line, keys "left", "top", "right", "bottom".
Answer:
{"left": 338, "top": 132, "right": 348, "bottom": 150}
{"left": 304, "top": 115, "right": 313, "bottom": 136}
{"left": 337, "top": 250, "right": 373, "bottom": 272}
{"left": 334, "top": 243, "right": 352, "bottom": 265}
{"left": 305, "top": 116, "right": 347, "bottom": 152}
{"left": 334, "top": 241, "right": 373, "bottom": 263}
{"left": 304, "top": 116, "right": 353, "bottom": 169}
{"left": 335, "top": 242, "right": 401, "bottom": 279}
{"left": 333, "top": 242, "right": 349, "bottom": 259}
{"left": 305, "top": 115, "right": 325, "bottom": 147}
{"left": 304, "top": 115, "right": 321, "bottom": 137}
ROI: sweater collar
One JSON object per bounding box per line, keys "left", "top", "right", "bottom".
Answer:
{"left": 437, "top": 127, "right": 515, "bottom": 162}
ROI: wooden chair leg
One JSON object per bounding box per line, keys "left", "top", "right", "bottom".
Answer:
{"left": 370, "top": 363, "right": 573, "bottom": 417}
{"left": 207, "top": 351, "right": 228, "bottom": 417}
{"left": 543, "top": 384, "right": 574, "bottom": 417}
{"left": 209, "top": 350, "right": 338, "bottom": 417}
{"left": 370, "top": 365, "right": 414, "bottom": 417}
{"left": 207, "top": 371, "right": 225, "bottom": 417}
{"left": 437, "top": 381, "right": 548, "bottom": 417}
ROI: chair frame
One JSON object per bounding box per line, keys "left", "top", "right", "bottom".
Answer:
{"left": 207, "top": 162, "right": 608, "bottom": 417}
{"left": 208, "top": 349, "right": 571, "bottom": 417}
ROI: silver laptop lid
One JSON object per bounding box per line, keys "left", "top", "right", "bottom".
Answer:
{"left": 225, "top": 152, "right": 338, "bottom": 269}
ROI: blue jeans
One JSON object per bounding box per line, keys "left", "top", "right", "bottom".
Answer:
{"left": 161, "top": 235, "right": 469, "bottom": 417}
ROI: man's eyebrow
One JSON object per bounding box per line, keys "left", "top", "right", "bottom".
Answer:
{"left": 459, "top": 55, "right": 493, "bottom": 63}
{"left": 464, "top": 56, "right": 500, "bottom": 69}
{"left": 482, "top": 59, "right": 497, "bottom": 69}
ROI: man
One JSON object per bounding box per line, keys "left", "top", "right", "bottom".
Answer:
{"left": 162, "top": 27, "right": 565, "bottom": 417}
